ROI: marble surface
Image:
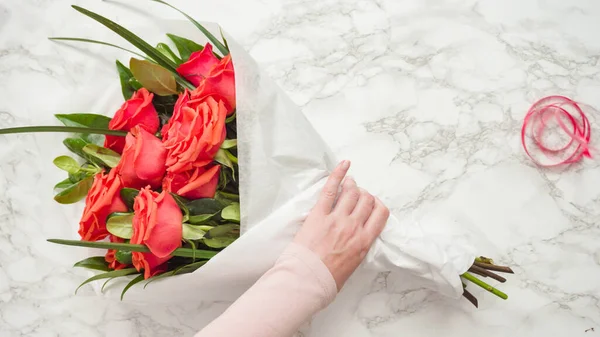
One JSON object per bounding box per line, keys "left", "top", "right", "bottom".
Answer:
{"left": 2, "top": 0, "right": 600, "bottom": 336}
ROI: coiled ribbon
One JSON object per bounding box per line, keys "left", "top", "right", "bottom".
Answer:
{"left": 521, "top": 95, "right": 592, "bottom": 166}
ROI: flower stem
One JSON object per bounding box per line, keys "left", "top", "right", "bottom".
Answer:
{"left": 462, "top": 272, "right": 508, "bottom": 300}
{"left": 47, "top": 239, "right": 216, "bottom": 259}
{"left": 0, "top": 126, "right": 127, "bottom": 136}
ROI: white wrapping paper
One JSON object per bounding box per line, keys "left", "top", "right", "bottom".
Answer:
{"left": 87, "top": 21, "right": 476, "bottom": 305}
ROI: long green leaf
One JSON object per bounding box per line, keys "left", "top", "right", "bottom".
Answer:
{"left": 76, "top": 268, "right": 138, "bottom": 293}
{"left": 73, "top": 256, "right": 110, "bottom": 271}
{"left": 121, "top": 274, "right": 145, "bottom": 300}
{"left": 0, "top": 126, "right": 126, "bottom": 136}
{"left": 156, "top": 42, "right": 182, "bottom": 64}
{"left": 71, "top": 5, "right": 195, "bottom": 90}
{"left": 151, "top": 0, "right": 229, "bottom": 56}
{"left": 144, "top": 260, "right": 208, "bottom": 289}
{"left": 49, "top": 37, "right": 147, "bottom": 59}
{"left": 48, "top": 239, "right": 217, "bottom": 259}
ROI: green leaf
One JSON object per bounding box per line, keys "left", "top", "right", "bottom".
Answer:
{"left": 73, "top": 256, "right": 110, "bottom": 271}
{"left": 0, "top": 125, "right": 125, "bottom": 136}
{"left": 185, "top": 198, "right": 224, "bottom": 217}
{"left": 166, "top": 33, "right": 203, "bottom": 61}
{"left": 54, "top": 175, "right": 94, "bottom": 204}
{"left": 144, "top": 260, "right": 208, "bottom": 289}
{"left": 207, "top": 224, "right": 240, "bottom": 238}
{"left": 115, "top": 250, "right": 133, "bottom": 265}
{"left": 203, "top": 236, "right": 236, "bottom": 249}
{"left": 182, "top": 224, "right": 207, "bottom": 240}
{"left": 53, "top": 155, "right": 80, "bottom": 174}
{"left": 49, "top": 37, "right": 147, "bottom": 59}
{"left": 187, "top": 213, "right": 218, "bottom": 224}
{"left": 171, "top": 193, "right": 190, "bottom": 222}
{"left": 221, "top": 203, "right": 240, "bottom": 222}
{"left": 116, "top": 60, "right": 135, "bottom": 100}
{"left": 71, "top": 5, "right": 195, "bottom": 90}
{"left": 47, "top": 239, "right": 217, "bottom": 259}
{"left": 62, "top": 138, "right": 103, "bottom": 166}
{"left": 219, "top": 27, "right": 230, "bottom": 52}
{"left": 54, "top": 178, "right": 73, "bottom": 190}
{"left": 156, "top": 42, "right": 182, "bottom": 64}
{"left": 225, "top": 111, "right": 236, "bottom": 124}
{"left": 129, "top": 58, "right": 178, "bottom": 96}
{"left": 120, "top": 188, "right": 139, "bottom": 210}
{"left": 151, "top": 0, "right": 229, "bottom": 56}
{"left": 82, "top": 144, "right": 121, "bottom": 168}
{"left": 215, "top": 191, "right": 239, "bottom": 203}
{"left": 55, "top": 113, "right": 111, "bottom": 129}
{"left": 75, "top": 268, "right": 138, "bottom": 294}
{"left": 121, "top": 274, "right": 145, "bottom": 300}
{"left": 101, "top": 278, "right": 115, "bottom": 292}
{"left": 220, "top": 139, "right": 237, "bottom": 149}
{"left": 215, "top": 148, "right": 234, "bottom": 173}
{"left": 129, "top": 77, "right": 143, "bottom": 90}
{"left": 106, "top": 213, "right": 134, "bottom": 239}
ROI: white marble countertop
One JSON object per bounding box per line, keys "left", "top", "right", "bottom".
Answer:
{"left": 2, "top": 0, "right": 600, "bottom": 336}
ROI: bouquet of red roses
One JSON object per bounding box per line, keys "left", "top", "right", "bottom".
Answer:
{"left": 0, "top": 1, "right": 513, "bottom": 308}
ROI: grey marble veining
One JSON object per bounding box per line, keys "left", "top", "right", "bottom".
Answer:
{"left": 2, "top": 0, "right": 600, "bottom": 336}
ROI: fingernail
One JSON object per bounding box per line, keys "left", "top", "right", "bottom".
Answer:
{"left": 340, "top": 160, "right": 350, "bottom": 170}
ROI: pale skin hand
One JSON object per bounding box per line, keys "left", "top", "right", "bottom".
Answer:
{"left": 293, "top": 160, "right": 390, "bottom": 290}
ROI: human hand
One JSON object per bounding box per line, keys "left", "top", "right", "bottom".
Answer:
{"left": 293, "top": 160, "right": 390, "bottom": 290}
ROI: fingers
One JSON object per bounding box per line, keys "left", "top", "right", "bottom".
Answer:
{"left": 334, "top": 177, "right": 360, "bottom": 214}
{"left": 363, "top": 197, "right": 390, "bottom": 239}
{"left": 351, "top": 188, "right": 376, "bottom": 224}
{"left": 315, "top": 160, "right": 350, "bottom": 214}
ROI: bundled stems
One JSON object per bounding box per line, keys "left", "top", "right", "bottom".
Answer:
{"left": 469, "top": 265, "right": 506, "bottom": 283}
{"left": 462, "top": 289, "right": 478, "bottom": 308}
{"left": 461, "top": 272, "right": 508, "bottom": 300}
{"left": 474, "top": 261, "right": 514, "bottom": 274}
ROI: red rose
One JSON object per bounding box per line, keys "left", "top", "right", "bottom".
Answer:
{"left": 104, "top": 88, "right": 160, "bottom": 154}
{"left": 161, "top": 92, "right": 227, "bottom": 173}
{"left": 131, "top": 187, "right": 183, "bottom": 279}
{"left": 116, "top": 126, "right": 167, "bottom": 189}
{"left": 163, "top": 165, "right": 220, "bottom": 199}
{"left": 79, "top": 169, "right": 128, "bottom": 241}
{"left": 176, "top": 43, "right": 220, "bottom": 87}
{"left": 191, "top": 54, "right": 236, "bottom": 113}
{"left": 105, "top": 235, "right": 128, "bottom": 270}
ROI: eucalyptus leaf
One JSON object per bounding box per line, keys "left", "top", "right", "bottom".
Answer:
{"left": 220, "top": 139, "right": 237, "bottom": 149}
{"left": 182, "top": 224, "right": 206, "bottom": 240}
{"left": 54, "top": 175, "right": 94, "bottom": 204}
{"left": 121, "top": 274, "right": 145, "bottom": 300}
{"left": 156, "top": 43, "right": 182, "bottom": 64}
{"left": 53, "top": 155, "right": 80, "bottom": 174}
{"left": 221, "top": 203, "right": 240, "bottom": 222}
{"left": 106, "top": 213, "right": 134, "bottom": 239}
{"left": 203, "top": 236, "right": 236, "bottom": 249}
{"left": 207, "top": 224, "right": 240, "bottom": 238}
{"left": 83, "top": 144, "right": 121, "bottom": 168}
{"left": 75, "top": 268, "right": 138, "bottom": 294}
{"left": 120, "top": 188, "right": 139, "bottom": 210}
{"left": 129, "top": 58, "right": 178, "bottom": 96}
{"left": 116, "top": 60, "right": 135, "bottom": 99}
{"left": 73, "top": 256, "right": 110, "bottom": 271}
{"left": 166, "top": 33, "right": 203, "bottom": 61}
